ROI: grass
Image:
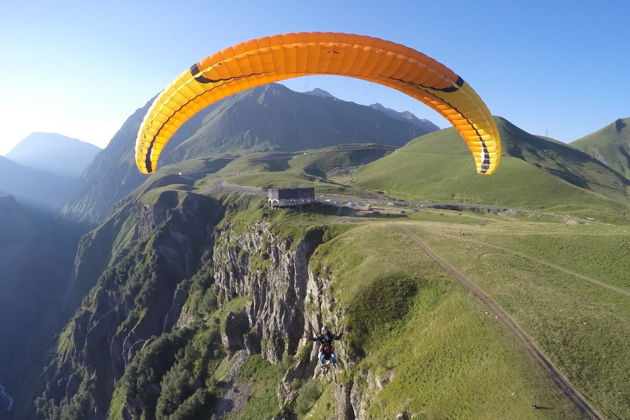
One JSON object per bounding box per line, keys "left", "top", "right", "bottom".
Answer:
{"left": 53, "top": 138, "right": 630, "bottom": 419}
{"left": 353, "top": 118, "right": 630, "bottom": 222}
{"left": 303, "top": 385, "right": 333, "bottom": 419}
{"left": 215, "top": 296, "right": 250, "bottom": 328}
{"left": 286, "top": 144, "right": 395, "bottom": 178}
{"left": 215, "top": 193, "right": 356, "bottom": 247}
{"left": 408, "top": 222, "right": 630, "bottom": 418}
{"left": 307, "top": 223, "right": 579, "bottom": 419}
{"left": 463, "top": 228, "right": 630, "bottom": 290}
{"left": 223, "top": 355, "right": 286, "bottom": 420}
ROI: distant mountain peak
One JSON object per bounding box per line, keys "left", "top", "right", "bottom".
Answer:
{"left": 569, "top": 117, "right": 630, "bottom": 179}
{"left": 7, "top": 132, "right": 101, "bottom": 178}
{"left": 369, "top": 103, "right": 439, "bottom": 133}
{"left": 304, "top": 88, "right": 335, "bottom": 98}
{"left": 615, "top": 118, "right": 626, "bottom": 133}
{"left": 370, "top": 102, "right": 386, "bottom": 111}
{"left": 0, "top": 194, "right": 17, "bottom": 206}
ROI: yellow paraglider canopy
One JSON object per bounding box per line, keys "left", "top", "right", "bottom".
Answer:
{"left": 136, "top": 32, "right": 500, "bottom": 175}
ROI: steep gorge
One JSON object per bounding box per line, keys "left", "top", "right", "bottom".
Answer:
{"left": 30, "top": 188, "right": 364, "bottom": 419}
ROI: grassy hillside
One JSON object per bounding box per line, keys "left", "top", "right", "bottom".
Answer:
{"left": 63, "top": 84, "right": 433, "bottom": 224}
{"left": 307, "top": 222, "right": 579, "bottom": 419}
{"left": 32, "top": 151, "right": 630, "bottom": 419}
{"left": 408, "top": 218, "right": 630, "bottom": 418}
{"left": 188, "top": 144, "right": 394, "bottom": 197}
{"left": 572, "top": 117, "right": 630, "bottom": 178}
{"left": 185, "top": 117, "right": 630, "bottom": 222}
{"left": 35, "top": 113, "right": 630, "bottom": 418}
{"left": 354, "top": 117, "right": 630, "bottom": 221}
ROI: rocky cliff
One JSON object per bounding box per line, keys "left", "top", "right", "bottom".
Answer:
{"left": 30, "top": 183, "right": 375, "bottom": 420}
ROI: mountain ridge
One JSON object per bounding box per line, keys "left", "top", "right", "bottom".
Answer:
{"left": 0, "top": 155, "right": 77, "bottom": 211}
{"left": 62, "top": 83, "right": 438, "bottom": 224}
{"left": 4, "top": 106, "right": 630, "bottom": 419}
{"left": 571, "top": 117, "right": 630, "bottom": 179}
{"left": 6, "top": 132, "right": 101, "bottom": 177}
{"left": 351, "top": 116, "right": 630, "bottom": 220}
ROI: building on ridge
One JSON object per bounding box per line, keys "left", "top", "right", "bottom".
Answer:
{"left": 268, "top": 187, "right": 315, "bottom": 208}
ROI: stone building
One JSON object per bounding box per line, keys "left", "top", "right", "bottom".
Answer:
{"left": 267, "top": 187, "right": 315, "bottom": 208}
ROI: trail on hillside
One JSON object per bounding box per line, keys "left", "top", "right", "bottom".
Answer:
{"left": 429, "top": 229, "right": 630, "bottom": 298}
{"left": 398, "top": 225, "right": 601, "bottom": 420}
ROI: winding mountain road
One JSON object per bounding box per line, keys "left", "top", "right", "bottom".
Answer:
{"left": 398, "top": 224, "right": 601, "bottom": 420}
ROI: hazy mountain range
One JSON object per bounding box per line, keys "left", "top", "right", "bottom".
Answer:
{"left": 0, "top": 133, "right": 100, "bottom": 211}
{"left": 6, "top": 132, "right": 101, "bottom": 177}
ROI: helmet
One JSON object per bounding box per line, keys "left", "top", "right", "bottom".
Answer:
{"left": 321, "top": 326, "right": 329, "bottom": 333}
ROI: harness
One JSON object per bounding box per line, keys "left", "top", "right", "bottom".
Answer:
{"left": 320, "top": 343, "right": 334, "bottom": 359}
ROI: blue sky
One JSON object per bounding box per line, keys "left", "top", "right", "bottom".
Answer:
{"left": 0, "top": 0, "right": 628, "bottom": 154}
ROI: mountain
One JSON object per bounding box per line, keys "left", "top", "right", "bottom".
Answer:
{"left": 6, "top": 133, "right": 101, "bottom": 177}
{"left": 354, "top": 117, "right": 630, "bottom": 220}
{"left": 63, "top": 84, "right": 437, "bottom": 224}
{"left": 571, "top": 117, "right": 630, "bottom": 179}
{"left": 27, "top": 175, "right": 630, "bottom": 419}
{"left": 303, "top": 88, "right": 335, "bottom": 98}
{"left": 61, "top": 99, "right": 157, "bottom": 225}
{"left": 369, "top": 102, "right": 440, "bottom": 133}
{"left": 0, "top": 196, "right": 84, "bottom": 417}
{"left": 160, "top": 83, "right": 436, "bottom": 160}
{"left": 0, "top": 155, "right": 77, "bottom": 211}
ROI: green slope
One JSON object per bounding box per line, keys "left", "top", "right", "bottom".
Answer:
{"left": 413, "top": 220, "right": 630, "bottom": 418}
{"left": 308, "top": 223, "right": 579, "bottom": 419}
{"left": 187, "top": 144, "right": 395, "bottom": 197}
{"left": 354, "top": 117, "right": 630, "bottom": 220}
{"left": 572, "top": 117, "right": 630, "bottom": 178}
{"left": 166, "top": 84, "right": 431, "bottom": 159}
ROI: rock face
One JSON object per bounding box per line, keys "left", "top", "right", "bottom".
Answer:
{"left": 214, "top": 221, "right": 324, "bottom": 362}
{"left": 214, "top": 220, "right": 363, "bottom": 419}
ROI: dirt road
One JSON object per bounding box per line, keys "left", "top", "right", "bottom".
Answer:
{"left": 398, "top": 225, "right": 601, "bottom": 420}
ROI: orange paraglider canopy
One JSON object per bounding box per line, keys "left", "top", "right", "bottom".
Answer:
{"left": 136, "top": 32, "right": 500, "bottom": 175}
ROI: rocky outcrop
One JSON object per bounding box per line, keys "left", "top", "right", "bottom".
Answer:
{"left": 213, "top": 221, "right": 324, "bottom": 363}
{"left": 221, "top": 310, "right": 250, "bottom": 354}
{"left": 212, "top": 219, "right": 369, "bottom": 418}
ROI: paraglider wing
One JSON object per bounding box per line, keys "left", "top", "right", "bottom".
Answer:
{"left": 136, "top": 32, "right": 500, "bottom": 174}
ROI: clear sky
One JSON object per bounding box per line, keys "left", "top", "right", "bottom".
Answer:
{"left": 0, "top": 0, "right": 628, "bottom": 155}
